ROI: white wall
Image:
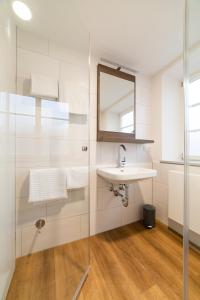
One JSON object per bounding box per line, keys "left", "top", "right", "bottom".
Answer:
{"left": 162, "top": 75, "right": 184, "bottom": 161}
{"left": 152, "top": 161, "right": 181, "bottom": 224}
{"left": 0, "top": 1, "right": 16, "bottom": 299}
{"left": 151, "top": 58, "right": 200, "bottom": 233}
{"left": 152, "top": 64, "right": 184, "bottom": 163}
{"left": 0, "top": 3, "right": 16, "bottom": 92}
{"left": 151, "top": 60, "right": 185, "bottom": 224}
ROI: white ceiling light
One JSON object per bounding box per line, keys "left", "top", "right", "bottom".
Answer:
{"left": 12, "top": 1, "right": 32, "bottom": 21}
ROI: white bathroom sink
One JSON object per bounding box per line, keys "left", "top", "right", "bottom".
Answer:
{"left": 97, "top": 166, "right": 157, "bottom": 184}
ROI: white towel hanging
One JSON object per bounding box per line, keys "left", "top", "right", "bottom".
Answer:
{"left": 66, "top": 166, "right": 88, "bottom": 189}
{"left": 30, "top": 73, "right": 58, "bottom": 99}
{"left": 29, "top": 168, "right": 68, "bottom": 203}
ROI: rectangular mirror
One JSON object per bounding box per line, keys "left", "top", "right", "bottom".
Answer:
{"left": 97, "top": 64, "right": 136, "bottom": 142}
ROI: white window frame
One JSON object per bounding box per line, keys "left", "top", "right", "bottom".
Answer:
{"left": 188, "top": 74, "right": 200, "bottom": 161}
{"left": 119, "top": 108, "right": 134, "bottom": 133}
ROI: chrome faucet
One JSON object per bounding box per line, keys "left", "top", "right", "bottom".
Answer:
{"left": 119, "top": 144, "right": 126, "bottom": 168}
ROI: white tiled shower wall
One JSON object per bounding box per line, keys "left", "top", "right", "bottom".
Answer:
{"left": 16, "top": 29, "right": 153, "bottom": 257}
{"left": 16, "top": 29, "right": 89, "bottom": 257}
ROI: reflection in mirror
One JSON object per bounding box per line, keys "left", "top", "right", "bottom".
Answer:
{"left": 100, "top": 72, "right": 135, "bottom": 133}
{"left": 97, "top": 64, "right": 135, "bottom": 142}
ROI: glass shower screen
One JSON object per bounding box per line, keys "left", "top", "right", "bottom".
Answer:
{"left": 5, "top": 0, "right": 90, "bottom": 299}
{"left": 184, "top": 0, "right": 200, "bottom": 299}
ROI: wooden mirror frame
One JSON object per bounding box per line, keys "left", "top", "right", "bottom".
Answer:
{"left": 97, "top": 64, "right": 136, "bottom": 143}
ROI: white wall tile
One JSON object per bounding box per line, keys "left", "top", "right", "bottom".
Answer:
{"left": 152, "top": 161, "right": 160, "bottom": 177}
{"left": 90, "top": 141, "right": 96, "bottom": 166}
{"left": 49, "top": 41, "right": 88, "bottom": 67}
{"left": 90, "top": 70, "right": 97, "bottom": 95}
{"left": 21, "top": 216, "right": 81, "bottom": 256}
{"left": 59, "top": 61, "right": 88, "bottom": 89}
{"left": 136, "top": 104, "right": 151, "bottom": 125}
{"left": 16, "top": 204, "right": 46, "bottom": 227}
{"left": 89, "top": 166, "right": 97, "bottom": 191}
{"left": 126, "top": 184, "right": 135, "bottom": 205}
{"left": 96, "top": 143, "right": 102, "bottom": 165}
{"left": 49, "top": 140, "right": 89, "bottom": 166}
{"left": 90, "top": 117, "right": 97, "bottom": 141}
{"left": 16, "top": 226, "right": 22, "bottom": 258}
{"left": 90, "top": 187, "right": 97, "bottom": 213}
{"left": 159, "top": 163, "right": 175, "bottom": 186}
{"left": 136, "top": 144, "right": 152, "bottom": 163}
{"left": 135, "top": 179, "right": 153, "bottom": 205}
{"left": 153, "top": 181, "right": 168, "bottom": 224}
{"left": 16, "top": 137, "right": 50, "bottom": 163}
{"left": 46, "top": 189, "right": 88, "bottom": 221}
{"left": 15, "top": 94, "right": 36, "bottom": 115}
{"left": 90, "top": 211, "right": 97, "bottom": 236}
{"left": 41, "top": 119, "right": 89, "bottom": 141}
{"left": 136, "top": 124, "right": 152, "bottom": 140}
{"left": 16, "top": 114, "right": 37, "bottom": 138}
{"left": 16, "top": 160, "right": 50, "bottom": 169}
{"left": 18, "top": 29, "right": 49, "bottom": 55}
{"left": 16, "top": 76, "right": 31, "bottom": 96}
{"left": 81, "top": 214, "right": 89, "bottom": 238}
{"left": 136, "top": 85, "right": 151, "bottom": 107}
{"left": 92, "top": 207, "right": 122, "bottom": 234}
{"left": 97, "top": 174, "right": 109, "bottom": 188}
{"left": 97, "top": 187, "right": 121, "bottom": 211}
{"left": 90, "top": 55, "right": 98, "bottom": 76}
{"left": 122, "top": 204, "right": 141, "bottom": 226}
{"left": 124, "top": 144, "right": 137, "bottom": 163}
{"left": 17, "top": 48, "right": 59, "bottom": 78}
{"left": 16, "top": 168, "right": 29, "bottom": 199}
{"left": 59, "top": 61, "right": 89, "bottom": 114}
{"left": 90, "top": 93, "right": 97, "bottom": 118}
{"left": 99, "top": 142, "right": 118, "bottom": 165}
{"left": 0, "top": 23, "right": 16, "bottom": 92}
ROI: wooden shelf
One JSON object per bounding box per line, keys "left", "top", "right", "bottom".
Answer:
{"left": 97, "top": 133, "right": 154, "bottom": 144}
{"left": 133, "top": 139, "right": 154, "bottom": 144}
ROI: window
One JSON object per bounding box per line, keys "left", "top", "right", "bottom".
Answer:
{"left": 120, "top": 110, "right": 134, "bottom": 133}
{"left": 189, "top": 78, "right": 200, "bottom": 160}
{"left": 41, "top": 99, "right": 69, "bottom": 120}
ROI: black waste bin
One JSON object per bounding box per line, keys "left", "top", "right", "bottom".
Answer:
{"left": 143, "top": 204, "right": 155, "bottom": 229}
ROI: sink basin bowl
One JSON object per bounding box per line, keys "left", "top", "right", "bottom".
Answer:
{"left": 97, "top": 166, "right": 157, "bottom": 184}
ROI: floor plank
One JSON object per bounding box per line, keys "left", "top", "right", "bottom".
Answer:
{"left": 7, "top": 222, "right": 200, "bottom": 300}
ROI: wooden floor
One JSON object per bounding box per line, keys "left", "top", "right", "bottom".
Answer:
{"left": 7, "top": 222, "right": 200, "bottom": 300}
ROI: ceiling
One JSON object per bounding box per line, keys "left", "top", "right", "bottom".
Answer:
{"left": 77, "top": 0, "right": 184, "bottom": 75}
{"left": 10, "top": 0, "right": 194, "bottom": 75}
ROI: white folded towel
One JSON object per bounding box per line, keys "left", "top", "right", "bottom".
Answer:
{"left": 66, "top": 166, "right": 88, "bottom": 189}
{"left": 29, "top": 168, "right": 68, "bottom": 203}
{"left": 30, "top": 73, "right": 58, "bottom": 99}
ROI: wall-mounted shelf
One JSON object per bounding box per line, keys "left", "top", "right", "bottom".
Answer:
{"left": 133, "top": 139, "right": 154, "bottom": 144}
{"left": 97, "top": 131, "right": 154, "bottom": 144}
